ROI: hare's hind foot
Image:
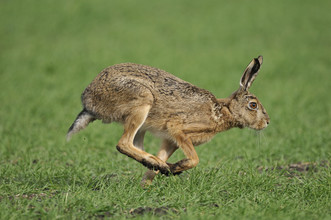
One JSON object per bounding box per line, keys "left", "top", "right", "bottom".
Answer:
{"left": 116, "top": 145, "right": 171, "bottom": 174}
{"left": 141, "top": 156, "right": 171, "bottom": 175}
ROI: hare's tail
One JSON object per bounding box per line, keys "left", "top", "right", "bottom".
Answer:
{"left": 66, "top": 109, "right": 96, "bottom": 141}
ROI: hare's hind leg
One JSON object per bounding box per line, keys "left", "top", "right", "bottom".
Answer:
{"left": 116, "top": 105, "right": 170, "bottom": 175}
{"left": 133, "top": 129, "right": 146, "bottom": 150}
{"left": 141, "top": 139, "right": 178, "bottom": 186}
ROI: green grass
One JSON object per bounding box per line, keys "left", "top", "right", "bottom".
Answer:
{"left": 0, "top": 0, "right": 330, "bottom": 219}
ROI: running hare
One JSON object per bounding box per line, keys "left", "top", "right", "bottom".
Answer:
{"left": 67, "top": 56, "right": 269, "bottom": 184}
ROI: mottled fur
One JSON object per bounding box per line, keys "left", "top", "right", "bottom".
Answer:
{"left": 67, "top": 56, "right": 270, "bottom": 185}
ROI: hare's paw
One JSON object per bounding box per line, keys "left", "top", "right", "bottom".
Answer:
{"left": 140, "top": 170, "right": 157, "bottom": 188}
{"left": 167, "top": 162, "right": 184, "bottom": 175}
{"left": 141, "top": 156, "right": 170, "bottom": 175}
{"left": 167, "top": 158, "right": 197, "bottom": 175}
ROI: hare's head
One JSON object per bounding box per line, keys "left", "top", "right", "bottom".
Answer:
{"left": 227, "top": 56, "right": 270, "bottom": 130}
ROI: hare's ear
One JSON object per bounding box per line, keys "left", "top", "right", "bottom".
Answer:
{"left": 239, "top": 56, "right": 263, "bottom": 91}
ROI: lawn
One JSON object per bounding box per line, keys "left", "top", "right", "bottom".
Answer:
{"left": 0, "top": 0, "right": 330, "bottom": 219}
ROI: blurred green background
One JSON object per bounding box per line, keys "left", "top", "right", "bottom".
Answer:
{"left": 0, "top": 0, "right": 330, "bottom": 219}
{"left": 1, "top": 0, "right": 329, "bottom": 161}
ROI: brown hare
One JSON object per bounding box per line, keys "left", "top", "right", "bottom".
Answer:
{"left": 67, "top": 56, "right": 270, "bottom": 184}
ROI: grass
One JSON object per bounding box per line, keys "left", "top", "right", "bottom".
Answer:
{"left": 0, "top": 0, "right": 330, "bottom": 219}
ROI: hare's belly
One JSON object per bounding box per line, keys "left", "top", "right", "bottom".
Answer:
{"left": 142, "top": 114, "right": 217, "bottom": 146}
{"left": 146, "top": 127, "right": 172, "bottom": 140}
{"left": 141, "top": 124, "right": 215, "bottom": 146}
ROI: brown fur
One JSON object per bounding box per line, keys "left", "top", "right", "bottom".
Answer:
{"left": 67, "top": 56, "right": 270, "bottom": 185}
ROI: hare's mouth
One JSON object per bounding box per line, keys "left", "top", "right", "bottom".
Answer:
{"left": 258, "top": 121, "right": 269, "bottom": 130}
{"left": 249, "top": 121, "right": 268, "bottom": 131}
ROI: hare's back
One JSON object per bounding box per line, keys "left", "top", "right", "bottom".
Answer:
{"left": 83, "top": 63, "right": 215, "bottom": 107}
{"left": 110, "top": 63, "right": 215, "bottom": 102}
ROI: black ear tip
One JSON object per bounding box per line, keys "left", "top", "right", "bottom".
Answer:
{"left": 252, "top": 58, "right": 261, "bottom": 73}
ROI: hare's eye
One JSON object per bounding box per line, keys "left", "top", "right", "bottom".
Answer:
{"left": 248, "top": 101, "right": 258, "bottom": 110}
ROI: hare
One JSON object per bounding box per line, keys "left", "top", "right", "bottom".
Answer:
{"left": 67, "top": 56, "right": 270, "bottom": 185}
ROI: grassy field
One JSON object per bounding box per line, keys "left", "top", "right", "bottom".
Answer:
{"left": 0, "top": 0, "right": 330, "bottom": 219}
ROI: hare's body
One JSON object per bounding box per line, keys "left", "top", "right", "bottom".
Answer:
{"left": 67, "top": 56, "right": 270, "bottom": 185}
{"left": 82, "top": 63, "right": 229, "bottom": 145}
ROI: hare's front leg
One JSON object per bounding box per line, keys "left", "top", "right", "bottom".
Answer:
{"left": 141, "top": 139, "right": 178, "bottom": 186}
{"left": 167, "top": 132, "right": 199, "bottom": 174}
{"left": 116, "top": 105, "right": 170, "bottom": 174}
